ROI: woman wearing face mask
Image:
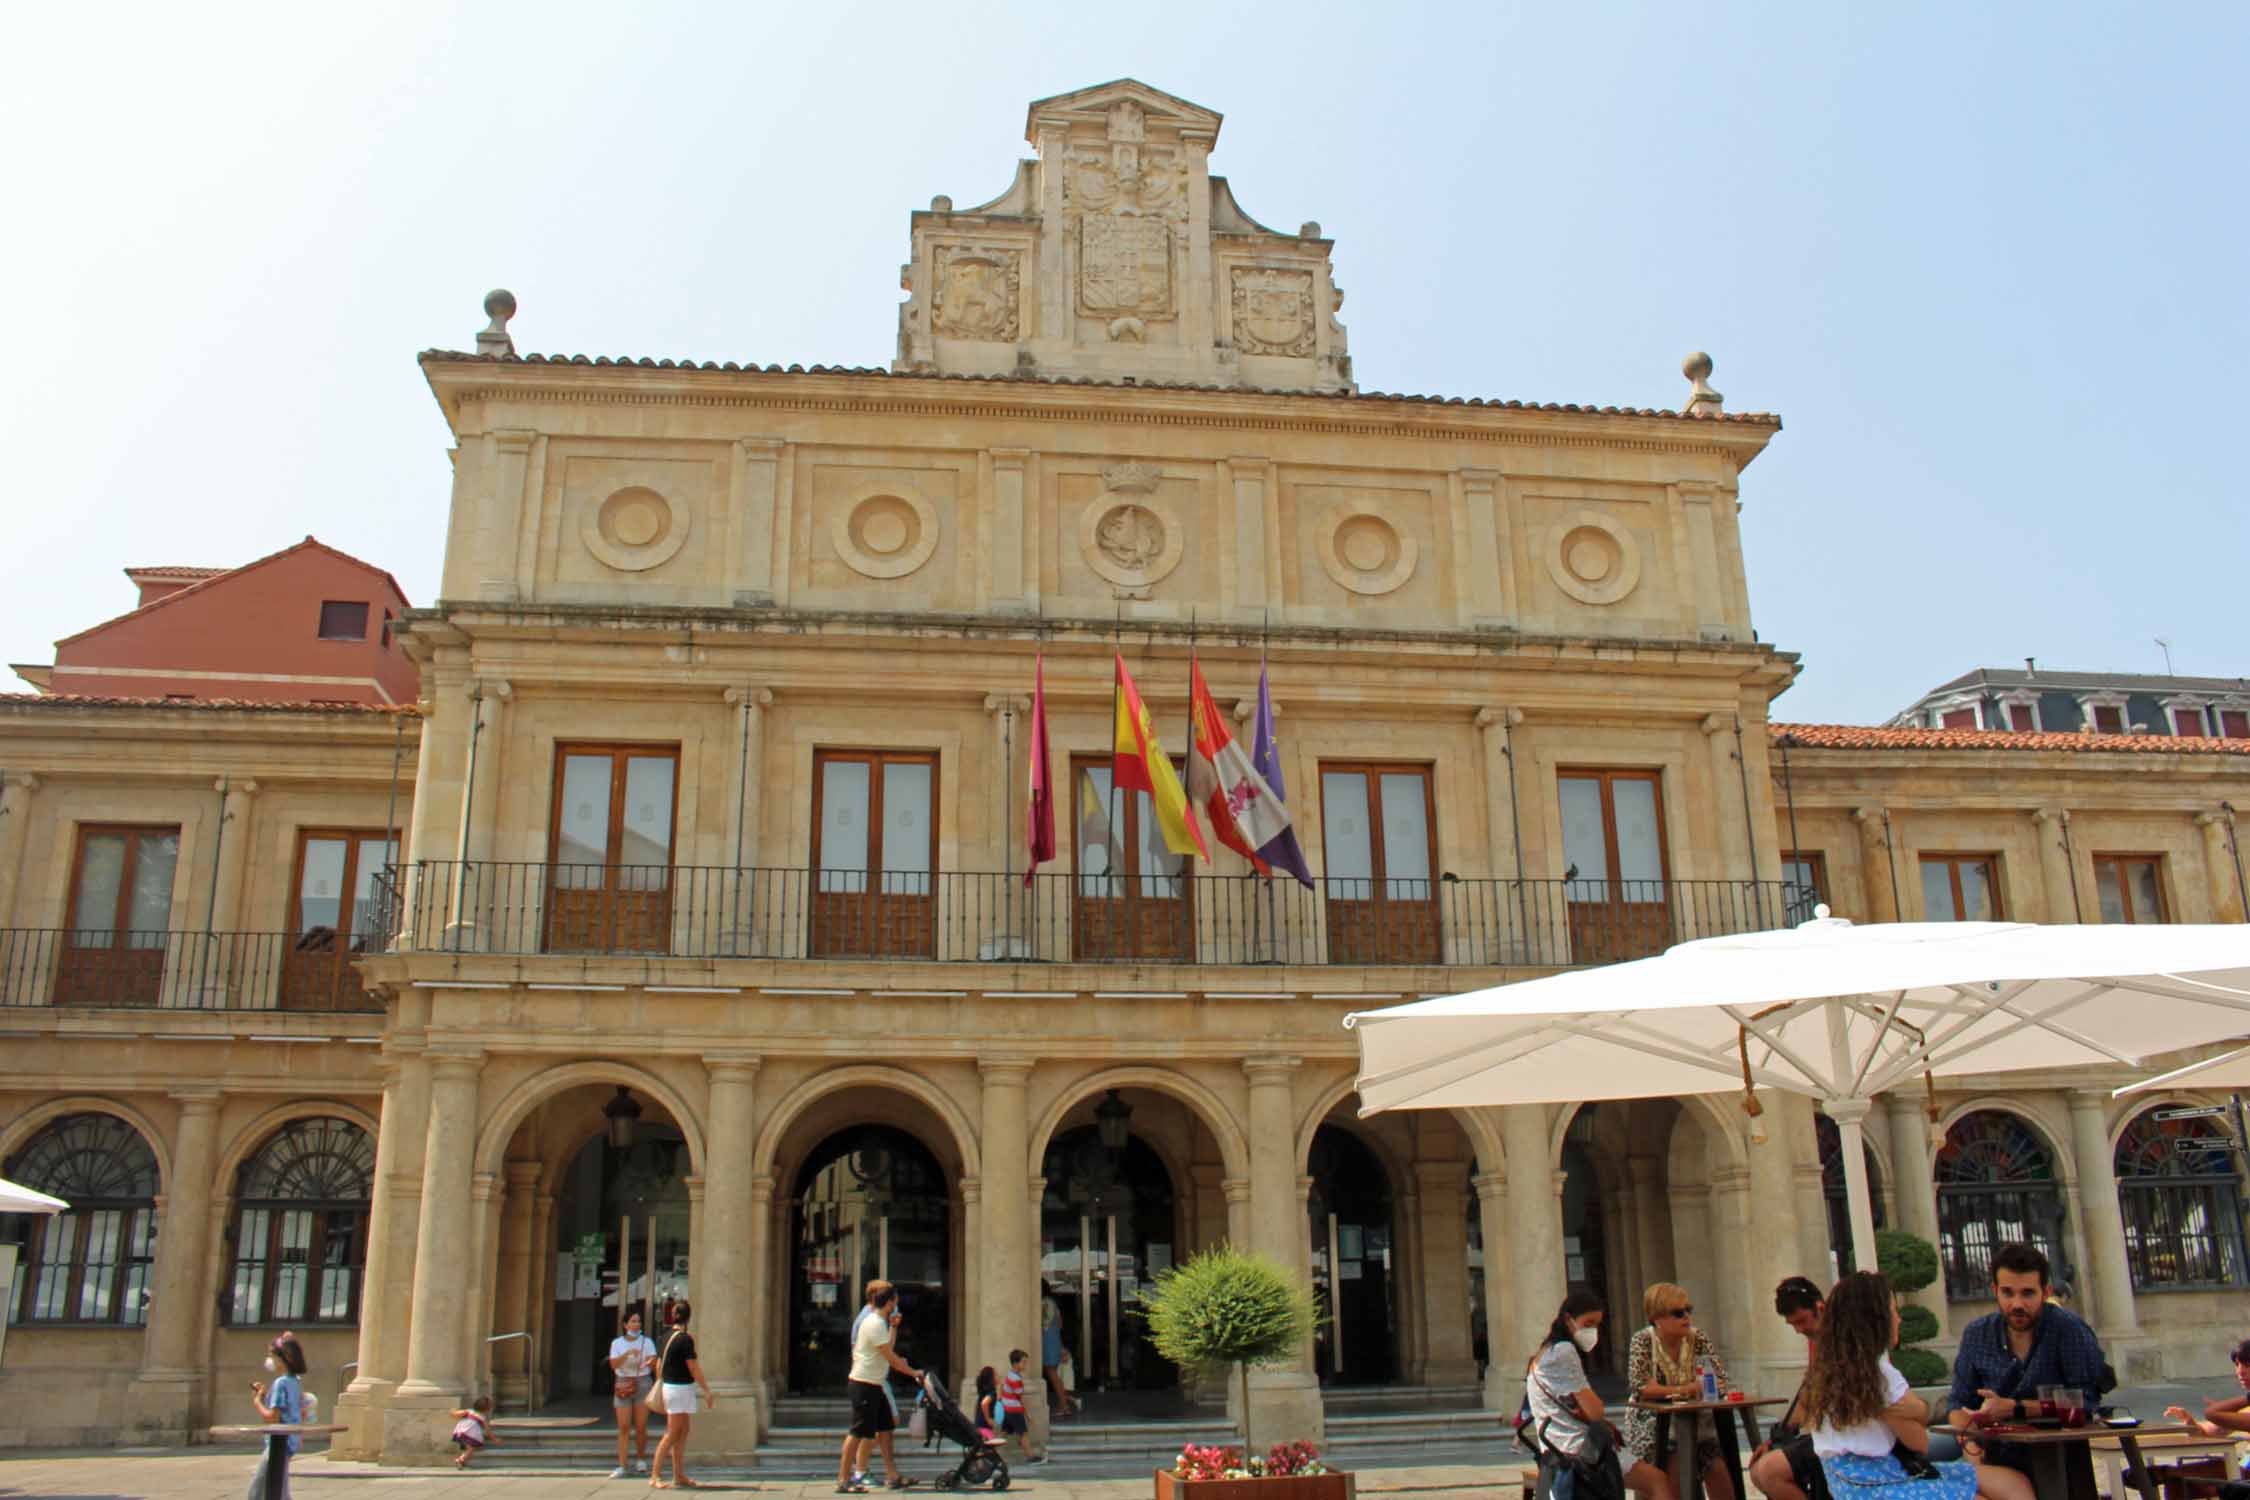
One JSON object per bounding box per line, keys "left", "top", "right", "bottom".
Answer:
{"left": 248, "top": 1334, "right": 308, "bottom": 1499}
{"left": 611, "top": 1309, "right": 660, "bottom": 1478}
{"left": 1525, "top": 1291, "right": 1675, "bottom": 1500}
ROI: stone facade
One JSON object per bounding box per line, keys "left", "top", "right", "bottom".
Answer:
{"left": 2, "top": 81, "right": 2247, "bottom": 1464}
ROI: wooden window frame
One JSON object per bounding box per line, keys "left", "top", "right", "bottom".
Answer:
{"left": 4, "top": 1115, "right": 159, "bottom": 1326}
{"left": 1919, "top": 853, "right": 2004, "bottom": 921}
{"left": 2001, "top": 700, "right": 2041, "bottom": 733}
{"left": 809, "top": 747, "right": 941, "bottom": 960}
{"left": 1939, "top": 707, "right": 1980, "bottom": 731}
{"left": 65, "top": 823, "right": 182, "bottom": 937}
{"left": 2091, "top": 853, "right": 2169, "bottom": 925}
{"left": 1317, "top": 761, "right": 1440, "bottom": 889}
{"left": 228, "top": 1203, "right": 370, "bottom": 1325}
{"left": 2170, "top": 707, "right": 2208, "bottom": 738}
{"left": 811, "top": 748, "right": 940, "bottom": 880}
{"left": 1781, "top": 849, "right": 1828, "bottom": 916}
{"left": 1555, "top": 767, "right": 1674, "bottom": 888}
{"left": 2220, "top": 708, "right": 2250, "bottom": 741}
{"left": 547, "top": 743, "right": 684, "bottom": 870}
{"left": 1317, "top": 761, "right": 1441, "bottom": 965}
{"left": 286, "top": 828, "right": 398, "bottom": 937}
{"left": 2088, "top": 703, "right": 2127, "bottom": 735}
{"left": 316, "top": 600, "right": 369, "bottom": 641}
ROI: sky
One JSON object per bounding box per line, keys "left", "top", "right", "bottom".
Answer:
{"left": 2, "top": 2, "right": 2242, "bottom": 724}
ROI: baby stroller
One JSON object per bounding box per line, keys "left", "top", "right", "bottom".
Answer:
{"left": 917, "top": 1372, "right": 1010, "bottom": 1491}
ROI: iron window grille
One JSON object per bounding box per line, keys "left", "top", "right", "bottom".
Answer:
{"left": 3, "top": 1113, "right": 160, "bottom": 1325}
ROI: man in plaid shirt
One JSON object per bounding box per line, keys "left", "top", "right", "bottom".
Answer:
{"left": 1947, "top": 1243, "right": 2113, "bottom": 1487}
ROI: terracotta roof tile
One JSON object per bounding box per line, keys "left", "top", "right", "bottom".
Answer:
{"left": 1771, "top": 722, "right": 2250, "bottom": 755}
{"left": 0, "top": 693, "right": 415, "bottom": 717}
{"left": 416, "top": 350, "right": 1784, "bottom": 426}
{"left": 123, "top": 564, "right": 229, "bottom": 579}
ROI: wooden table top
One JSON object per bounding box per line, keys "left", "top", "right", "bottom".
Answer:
{"left": 2086, "top": 1429, "right": 2242, "bottom": 1451}
{"left": 208, "top": 1424, "right": 352, "bottom": 1438}
{"left": 1974, "top": 1422, "right": 2200, "bottom": 1446}
{"left": 1628, "top": 1397, "right": 1791, "bottom": 1413}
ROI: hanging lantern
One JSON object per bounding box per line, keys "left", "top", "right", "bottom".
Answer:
{"left": 604, "top": 1085, "right": 644, "bottom": 1150}
{"left": 1094, "top": 1088, "right": 1133, "bottom": 1153}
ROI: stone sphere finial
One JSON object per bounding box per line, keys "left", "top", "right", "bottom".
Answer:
{"left": 1681, "top": 350, "right": 1724, "bottom": 415}
{"left": 1299, "top": 220, "right": 1322, "bottom": 239}
{"left": 1683, "top": 350, "right": 1712, "bottom": 381}
{"left": 930, "top": 194, "right": 954, "bottom": 213}
{"left": 478, "top": 289, "right": 518, "bottom": 356}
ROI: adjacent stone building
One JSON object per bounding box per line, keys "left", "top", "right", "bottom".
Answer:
{"left": 2, "top": 80, "right": 2245, "bottom": 1462}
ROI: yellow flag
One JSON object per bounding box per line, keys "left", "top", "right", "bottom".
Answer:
{"left": 1111, "top": 654, "right": 1208, "bottom": 859}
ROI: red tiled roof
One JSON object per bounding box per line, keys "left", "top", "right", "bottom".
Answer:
{"left": 417, "top": 350, "right": 1783, "bottom": 426}
{"left": 0, "top": 693, "right": 415, "bottom": 717}
{"left": 1772, "top": 723, "right": 2250, "bottom": 755}
{"left": 124, "top": 564, "right": 229, "bottom": 579}
{"left": 54, "top": 536, "right": 413, "bottom": 649}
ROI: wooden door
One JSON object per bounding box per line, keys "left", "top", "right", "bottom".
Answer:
{"left": 57, "top": 826, "right": 179, "bottom": 1005}
{"left": 1070, "top": 760, "right": 1193, "bottom": 961}
{"left": 546, "top": 746, "right": 679, "bottom": 953}
{"left": 810, "top": 750, "right": 937, "bottom": 959}
{"left": 1557, "top": 769, "right": 1671, "bottom": 963}
{"left": 279, "top": 831, "right": 394, "bottom": 1009}
{"left": 1319, "top": 764, "right": 1439, "bottom": 964}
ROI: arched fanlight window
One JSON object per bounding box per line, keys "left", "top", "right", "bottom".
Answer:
{"left": 227, "top": 1117, "right": 374, "bottom": 1324}
{"left": 1817, "top": 1112, "right": 1889, "bottom": 1274}
{"left": 3, "top": 1113, "right": 160, "bottom": 1325}
{"left": 1934, "top": 1109, "right": 2070, "bottom": 1300}
{"left": 2114, "top": 1107, "right": 2247, "bottom": 1290}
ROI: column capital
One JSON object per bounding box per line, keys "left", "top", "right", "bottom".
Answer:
{"left": 471, "top": 676, "right": 513, "bottom": 702}
{"left": 0, "top": 770, "right": 39, "bottom": 794}
{"left": 167, "top": 1088, "right": 223, "bottom": 1115}
{"left": 978, "top": 1056, "right": 1035, "bottom": 1083}
{"left": 1221, "top": 1176, "right": 1252, "bottom": 1205}
{"left": 1852, "top": 805, "right": 1889, "bottom": 832}
{"left": 723, "top": 684, "right": 774, "bottom": 709}
{"left": 1700, "top": 712, "right": 1734, "bottom": 739}
{"left": 706, "top": 1053, "right": 764, "bottom": 1083}
{"left": 958, "top": 1175, "right": 982, "bottom": 1206}
{"left": 685, "top": 1174, "right": 706, "bottom": 1203}
{"left": 213, "top": 777, "right": 260, "bottom": 798}
{"left": 2066, "top": 1087, "right": 2113, "bottom": 1113}
{"left": 750, "top": 1174, "right": 776, "bottom": 1208}
{"left": 504, "top": 1160, "right": 542, "bottom": 1188}
{"left": 983, "top": 694, "right": 1031, "bottom": 717}
{"left": 1710, "top": 1164, "right": 1751, "bottom": 1191}
{"left": 1233, "top": 696, "right": 1277, "bottom": 726}
{"left": 2032, "top": 806, "right": 2070, "bottom": 828}
{"left": 429, "top": 1048, "right": 486, "bottom": 1078}
{"left": 1242, "top": 1054, "right": 1301, "bottom": 1084}
{"left": 736, "top": 436, "right": 787, "bottom": 458}
{"left": 2196, "top": 809, "right": 2235, "bottom": 829}
{"left": 1475, "top": 706, "right": 1524, "bottom": 731}
{"left": 1296, "top": 1173, "right": 1315, "bottom": 1206}
{"left": 1471, "top": 1171, "right": 1506, "bottom": 1198}
{"left": 471, "top": 1170, "right": 500, "bottom": 1204}
{"left": 1550, "top": 1168, "right": 1570, "bottom": 1194}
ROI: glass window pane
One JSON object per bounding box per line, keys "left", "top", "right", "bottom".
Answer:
{"left": 318, "top": 1212, "right": 360, "bottom": 1319}
{"left": 1077, "top": 767, "right": 1117, "bottom": 895}
{"left": 1322, "top": 772, "right": 1374, "bottom": 898}
{"left": 73, "top": 835, "right": 126, "bottom": 941}
{"left": 1379, "top": 773, "right": 1431, "bottom": 898}
{"left": 272, "top": 1210, "right": 312, "bottom": 1320}
{"left": 1611, "top": 778, "right": 1663, "bottom": 885}
{"left": 232, "top": 1207, "right": 269, "bottom": 1322}
{"left": 1959, "top": 861, "right": 1996, "bottom": 921}
{"left": 127, "top": 833, "right": 178, "bottom": 932}
{"left": 620, "top": 756, "right": 675, "bottom": 867}
{"left": 77, "top": 1210, "right": 122, "bottom": 1320}
{"left": 298, "top": 839, "right": 347, "bottom": 934}
{"left": 2130, "top": 861, "right": 2162, "bottom": 924}
{"left": 1558, "top": 778, "right": 1609, "bottom": 896}
{"left": 31, "top": 1214, "right": 76, "bottom": 1318}
{"left": 2095, "top": 863, "right": 2125, "bottom": 925}
{"left": 1922, "top": 861, "right": 1960, "bottom": 921}
{"left": 1138, "top": 789, "right": 1184, "bottom": 898}
{"left": 818, "top": 760, "right": 871, "bottom": 894}
{"left": 555, "top": 755, "right": 612, "bottom": 879}
{"left": 880, "top": 761, "right": 932, "bottom": 892}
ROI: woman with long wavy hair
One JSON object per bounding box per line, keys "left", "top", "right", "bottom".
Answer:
{"left": 1799, "top": 1271, "right": 2028, "bottom": 1500}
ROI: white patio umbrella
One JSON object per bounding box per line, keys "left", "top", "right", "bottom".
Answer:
{"left": 0, "top": 1176, "right": 67, "bottom": 1214}
{"left": 2113, "top": 1042, "right": 2250, "bottom": 1096}
{"left": 1345, "top": 912, "right": 2250, "bottom": 1273}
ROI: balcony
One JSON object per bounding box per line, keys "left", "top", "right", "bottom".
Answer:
{"left": 369, "top": 862, "right": 1802, "bottom": 970}
{"left": 0, "top": 929, "right": 384, "bottom": 1011}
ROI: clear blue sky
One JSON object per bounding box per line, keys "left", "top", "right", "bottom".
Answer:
{"left": 4, "top": 2, "right": 2242, "bottom": 722}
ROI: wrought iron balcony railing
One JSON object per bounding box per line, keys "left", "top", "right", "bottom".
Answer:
{"left": 368, "top": 862, "right": 1804, "bottom": 970}
{"left": 0, "top": 929, "right": 384, "bottom": 1012}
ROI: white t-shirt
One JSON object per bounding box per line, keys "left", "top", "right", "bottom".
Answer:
{"left": 610, "top": 1333, "right": 657, "bottom": 1379}
{"left": 1526, "top": 1340, "right": 1594, "bottom": 1458}
{"left": 850, "top": 1305, "right": 894, "bottom": 1384}
{"left": 1810, "top": 1354, "right": 1911, "bottom": 1458}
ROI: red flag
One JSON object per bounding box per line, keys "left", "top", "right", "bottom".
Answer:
{"left": 1185, "top": 654, "right": 1274, "bottom": 873}
{"left": 1024, "top": 652, "right": 1055, "bottom": 884}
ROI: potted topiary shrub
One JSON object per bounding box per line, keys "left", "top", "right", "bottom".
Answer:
{"left": 1876, "top": 1228, "right": 1949, "bottom": 1387}
{"left": 1142, "top": 1246, "right": 1350, "bottom": 1500}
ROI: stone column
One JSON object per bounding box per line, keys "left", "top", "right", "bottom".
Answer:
{"left": 125, "top": 1090, "right": 221, "bottom": 1442}
{"left": 1499, "top": 1105, "right": 1564, "bottom": 1414}
{"left": 1474, "top": 1171, "right": 1511, "bottom": 1410}
{"left": 697, "top": 1055, "right": 762, "bottom": 1451}
{"left": 1628, "top": 1153, "right": 1672, "bottom": 1292}
{"left": 2196, "top": 811, "right": 2245, "bottom": 923}
{"left": 465, "top": 1171, "right": 503, "bottom": 1392}
{"left": 1223, "top": 1177, "right": 1251, "bottom": 1250}
{"left": 448, "top": 681, "right": 510, "bottom": 948}
{"left": 1854, "top": 807, "right": 1899, "bottom": 923}
{"left": 2067, "top": 1090, "right": 2142, "bottom": 1340}
{"left": 1707, "top": 1164, "right": 1754, "bottom": 1356}
{"left": 1245, "top": 1056, "right": 1323, "bottom": 1443}
{"left": 978, "top": 1060, "right": 1034, "bottom": 1431}
{"left": 0, "top": 770, "right": 39, "bottom": 926}
{"left": 1883, "top": 1092, "right": 1948, "bottom": 1337}
{"left": 1411, "top": 1162, "right": 1476, "bottom": 1385}
{"left": 387, "top": 1051, "right": 483, "bottom": 1460}
{"left": 722, "top": 687, "right": 773, "bottom": 954}
{"left": 492, "top": 1162, "right": 541, "bottom": 1404}
{"left": 201, "top": 779, "right": 259, "bottom": 1003}
{"left": 1701, "top": 714, "right": 1747, "bottom": 898}
{"left": 1745, "top": 1102, "right": 1810, "bottom": 1381}
{"left": 984, "top": 694, "right": 1033, "bottom": 951}
{"left": 337, "top": 1057, "right": 419, "bottom": 1458}
{"left": 1475, "top": 708, "right": 1526, "bottom": 959}
{"left": 747, "top": 1174, "right": 776, "bottom": 1419}
{"left": 2032, "top": 808, "right": 2080, "bottom": 922}
{"left": 531, "top": 1190, "right": 558, "bottom": 1408}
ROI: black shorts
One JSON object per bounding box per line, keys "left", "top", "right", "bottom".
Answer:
{"left": 849, "top": 1379, "right": 896, "bottom": 1438}
{"left": 1780, "top": 1433, "right": 1822, "bottom": 1497}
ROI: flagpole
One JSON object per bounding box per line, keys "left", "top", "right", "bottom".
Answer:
{"left": 1108, "top": 593, "right": 1127, "bottom": 910}
{"left": 1260, "top": 611, "right": 1281, "bottom": 965}
{"left": 1003, "top": 685, "right": 1015, "bottom": 957}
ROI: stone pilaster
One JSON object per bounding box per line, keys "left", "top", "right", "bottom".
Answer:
{"left": 1473, "top": 1171, "right": 1511, "bottom": 1410}
{"left": 1854, "top": 807, "right": 1898, "bottom": 922}
{"left": 1883, "top": 1090, "right": 1948, "bottom": 1337}
{"left": 1244, "top": 1055, "right": 1322, "bottom": 1444}
{"left": 0, "top": 770, "right": 40, "bottom": 926}
{"left": 491, "top": 1161, "right": 541, "bottom": 1405}
{"left": 447, "top": 680, "right": 509, "bottom": 948}
{"left": 2196, "top": 811, "right": 2245, "bottom": 922}
{"left": 697, "top": 1055, "right": 763, "bottom": 1452}
{"left": 125, "top": 1090, "right": 221, "bottom": 1442}
{"left": 1746, "top": 1099, "right": 1811, "bottom": 1383}
{"left": 1411, "top": 1161, "right": 1475, "bottom": 1385}
{"left": 2032, "top": 808, "right": 2080, "bottom": 922}
{"left": 386, "top": 1050, "right": 483, "bottom": 1462}
{"left": 977, "top": 1059, "right": 1035, "bottom": 1436}
{"left": 1498, "top": 1105, "right": 1563, "bottom": 1414}
{"left": 1628, "top": 1153, "right": 1672, "bottom": 1293}
{"left": 2067, "top": 1091, "right": 2142, "bottom": 1341}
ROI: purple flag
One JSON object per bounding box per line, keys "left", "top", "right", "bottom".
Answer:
{"left": 1250, "top": 659, "right": 1316, "bottom": 889}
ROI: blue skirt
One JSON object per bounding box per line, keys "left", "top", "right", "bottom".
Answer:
{"left": 1820, "top": 1452, "right": 1976, "bottom": 1500}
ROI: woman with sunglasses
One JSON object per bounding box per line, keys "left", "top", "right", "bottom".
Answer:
{"left": 1623, "top": 1283, "right": 1735, "bottom": 1500}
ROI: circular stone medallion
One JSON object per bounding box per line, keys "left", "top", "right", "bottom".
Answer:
{"left": 582, "top": 486, "right": 690, "bottom": 572}
{"left": 1545, "top": 510, "right": 1642, "bottom": 605}
{"left": 1079, "top": 488, "right": 1184, "bottom": 589}
{"left": 832, "top": 490, "right": 939, "bottom": 580}
{"left": 1316, "top": 509, "right": 1419, "bottom": 596}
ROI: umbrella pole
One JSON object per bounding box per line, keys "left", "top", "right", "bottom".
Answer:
{"left": 1831, "top": 1099, "right": 1881, "bottom": 1274}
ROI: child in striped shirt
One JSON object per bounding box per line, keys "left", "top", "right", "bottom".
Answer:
{"left": 1001, "top": 1350, "right": 1043, "bottom": 1463}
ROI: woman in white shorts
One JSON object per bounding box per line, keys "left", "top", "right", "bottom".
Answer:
{"left": 651, "top": 1299, "right": 716, "bottom": 1490}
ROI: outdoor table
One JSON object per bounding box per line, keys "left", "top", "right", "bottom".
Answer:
{"left": 1629, "top": 1396, "right": 1789, "bottom": 1500}
{"left": 208, "top": 1424, "right": 350, "bottom": 1500}
{"left": 1971, "top": 1421, "right": 2201, "bottom": 1500}
{"left": 2089, "top": 1429, "right": 2244, "bottom": 1500}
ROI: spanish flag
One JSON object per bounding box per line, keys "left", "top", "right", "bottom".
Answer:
{"left": 1112, "top": 654, "right": 1208, "bottom": 859}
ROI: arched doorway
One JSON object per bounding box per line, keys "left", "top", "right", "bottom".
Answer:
{"left": 1039, "top": 1115, "right": 1179, "bottom": 1398}
{"left": 544, "top": 1099, "right": 692, "bottom": 1403}
{"left": 789, "top": 1125, "right": 951, "bottom": 1394}
{"left": 1935, "top": 1109, "right": 2070, "bottom": 1300}
{"left": 1307, "top": 1124, "right": 1395, "bottom": 1386}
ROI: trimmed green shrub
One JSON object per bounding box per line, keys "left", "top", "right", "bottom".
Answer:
{"left": 1142, "top": 1245, "right": 1317, "bottom": 1452}
{"left": 1876, "top": 1229, "right": 1940, "bottom": 1296}
{"left": 1878, "top": 1228, "right": 1946, "bottom": 1387}
{"left": 1897, "top": 1303, "right": 1940, "bottom": 1347}
{"left": 1895, "top": 1346, "right": 1950, "bottom": 1387}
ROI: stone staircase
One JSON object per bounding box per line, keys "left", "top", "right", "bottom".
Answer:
{"left": 385, "top": 1385, "right": 1505, "bottom": 1480}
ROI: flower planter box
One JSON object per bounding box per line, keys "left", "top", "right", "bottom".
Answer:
{"left": 1154, "top": 1469, "right": 1356, "bottom": 1500}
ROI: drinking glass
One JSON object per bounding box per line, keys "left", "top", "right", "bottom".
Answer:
{"left": 2038, "top": 1384, "right": 2061, "bottom": 1420}
{"left": 2059, "top": 1388, "right": 2088, "bottom": 1429}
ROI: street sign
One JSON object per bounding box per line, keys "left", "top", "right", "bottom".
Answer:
{"left": 2155, "top": 1104, "right": 2231, "bottom": 1122}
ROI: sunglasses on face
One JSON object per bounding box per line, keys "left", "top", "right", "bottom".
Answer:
{"left": 1663, "top": 1305, "right": 1693, "bottom": 1319}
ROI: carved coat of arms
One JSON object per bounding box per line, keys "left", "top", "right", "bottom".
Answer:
{"left": 1079, "top": 216, "right": 1174, "bottom": 317}
{"left": 932, "top": 247, "right": 1020, "bottom": 341}
{"left": 1231, "top": 267, "right": 1316, "bottom": 356}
